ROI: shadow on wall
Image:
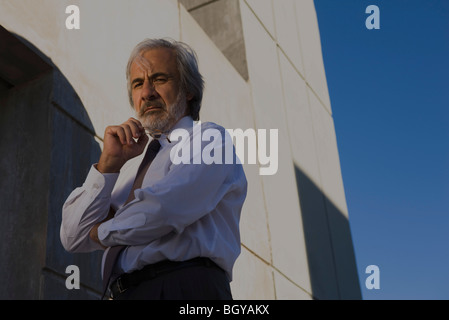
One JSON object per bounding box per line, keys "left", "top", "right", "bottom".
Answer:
{"left": 293, "top": 163, "right": 362, "bottom": 300}
{"left": 0, "top": 25, "right": 103, "bottom": 299}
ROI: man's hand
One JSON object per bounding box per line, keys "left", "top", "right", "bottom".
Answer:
{"left": 97, "top": 118, "right": 149, "bottom": 173}
{"left": 90, "top": 207, "right": 116, "bottom": 248}
{"left": 89, "top": 222, "right": 106, "bottom": 249}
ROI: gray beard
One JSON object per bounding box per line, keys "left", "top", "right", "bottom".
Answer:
{"left": 137, "top": 91, "right": 187, "bottom": 134}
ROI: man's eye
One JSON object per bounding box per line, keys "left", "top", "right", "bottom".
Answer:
{"left": 133, "top": 82, "right": 142, "bottom": 89}
{"left": 153, "top": 77, "right": 167, "bottom": 84}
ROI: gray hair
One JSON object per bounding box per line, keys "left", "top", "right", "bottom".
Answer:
{"left": 126, "top": 38, "right": 204, "bottom": 121}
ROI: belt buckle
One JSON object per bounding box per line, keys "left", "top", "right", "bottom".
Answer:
{"left": 116, "top": 277, "right": 127, "bottom": 294}
{"left": 110, "top": 277, "right": 127, "bottom": 299}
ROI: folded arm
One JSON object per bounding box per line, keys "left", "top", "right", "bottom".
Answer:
{"left": 96, "top": 154, "right": 244, "bottom": 247}
{"left": 60, "top": 166, "right": 119, "bottom": 252}
{"left": 95, "top": 125, "right": 246, "bottom": 247}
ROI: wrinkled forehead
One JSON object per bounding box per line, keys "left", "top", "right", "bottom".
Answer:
{"left": 131, "top": 48, "right": 178, "bottom": 76}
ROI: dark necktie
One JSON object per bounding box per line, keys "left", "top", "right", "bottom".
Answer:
{"left": 101, "top": 139, "right": 161, "bottom": 298}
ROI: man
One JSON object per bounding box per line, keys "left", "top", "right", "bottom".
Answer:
{"left": 60, "top": 38, "right": 247, "bottom": 300}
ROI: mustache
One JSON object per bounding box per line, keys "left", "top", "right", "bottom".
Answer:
{"left": 139, "top": 100, "right": 166, "bottom": 117}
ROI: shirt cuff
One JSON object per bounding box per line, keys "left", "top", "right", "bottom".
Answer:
{"left": 97, "top": 219, "right": 114, "bottom": 246}
{"left": 84, "top": 164, "right": 119, "bottom": 198}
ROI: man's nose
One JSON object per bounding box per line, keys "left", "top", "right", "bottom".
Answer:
{"left": 141, "top": 79, "right": 159, "bottom": 101}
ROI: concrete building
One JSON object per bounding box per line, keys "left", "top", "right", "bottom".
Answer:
{"left": 0, "top": 0, "right": 361, "bottom": 299}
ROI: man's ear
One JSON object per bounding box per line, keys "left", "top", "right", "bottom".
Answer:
{"left": 186, "top": 92, "right": 194, "bottom": 101}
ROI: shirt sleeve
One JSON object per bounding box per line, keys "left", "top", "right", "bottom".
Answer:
{"left": 60, "top": 165, "right": 119, "bottom": 252}
{"left": 97, "top": 125, "right": 247, "bottom": 247}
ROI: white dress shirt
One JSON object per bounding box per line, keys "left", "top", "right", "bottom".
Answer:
{"left": 60, "top": 116, "right": 247, "bottom": 281}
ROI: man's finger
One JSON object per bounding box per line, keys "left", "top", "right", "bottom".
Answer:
{"left": 136, "top": 131, "right": 149, "bottom": 148}
{"left": 126, "top": 118, "right": 145, "bottom": 139}
{"left": 113, "top": 126, "right": 127, "bottom": 145}
{"left": 128, "top": 117, "right": 144, "bottom": 130}
{"left": 120, "top": 123, "right": 135, "bottom": 145}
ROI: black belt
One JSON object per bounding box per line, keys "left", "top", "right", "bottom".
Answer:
{"left": 109, "top": 257, "right": 220, "bottom": 299}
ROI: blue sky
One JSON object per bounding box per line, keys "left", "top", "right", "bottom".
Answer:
{"left": 314, "top": 0, "right": 449, "bottom": 299}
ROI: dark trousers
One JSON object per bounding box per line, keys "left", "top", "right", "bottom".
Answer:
{"left": 113, "top": 263, "right": 233, "bottom": 300}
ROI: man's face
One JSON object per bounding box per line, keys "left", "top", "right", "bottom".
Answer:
{"left": 130, "top": 48, "right": 188, "bottom": 133}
